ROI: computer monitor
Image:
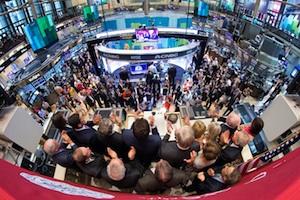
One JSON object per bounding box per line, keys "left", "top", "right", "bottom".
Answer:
{"left": 135, "top": 28, "right": 158, "bottom": 42}
{"left": 130, "top": 63, "right": 148, "bottom": 75}
{"left": 290, "top": 65, "right": 300, "bottom": 78}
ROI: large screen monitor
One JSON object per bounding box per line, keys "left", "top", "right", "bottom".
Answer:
{"left": 95, "top": 0, "right": 107, "bottom": 5}
{"left": 279, "top": 0, "right": 300, "bottom": 39}
{"left": 130, "top": 63, "right": 148, "bottom": 75}
{"left": 135, "top": 28, "right": 158, "bottom": 42}
{"left": 267, "top": 1, "right": 282, "bottom": 13}
{"left": 23, "top": 15, "right": 58, "bottom": 52}
{"left": 220, "top": 0, "right": 235, "bottom": 12}
{"left": 244, "top": 0, "right": 257, "bottom": 11}
{"left": 257, "top": 0, "right": 270, "bottom": 13}
{"left": 198, "top": 1, "right": 209, "bottom": 17}
{"left": 83, "top": 5, "right": 99, "bottom": 23}
{"left": 290, "top": 65, "right": 300, "bottom": 78}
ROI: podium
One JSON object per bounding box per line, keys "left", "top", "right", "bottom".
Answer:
{"left": 261, "top": 95, "right": 300, "bottom": 141}
{"left": 0, "top": 106, "right": 43, "bottom": 153}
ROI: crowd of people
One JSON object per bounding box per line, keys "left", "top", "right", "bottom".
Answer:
{"left": 32, "top": 44, "right": 256, "bottom": 123}
{"left": 33, "top": 49, "right": 267, "bottom": 195}
{"left": 44, "top": 108, "right": 264, "bottom": 195}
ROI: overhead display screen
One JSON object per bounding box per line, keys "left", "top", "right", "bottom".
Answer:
{"left": 244, "top": 0, "right": 269, "bottom": 12}
{"left": 267, "top": 0, "right": 281, "bottom": 13}
{"left": 279, "top": 0, "right": 300, "bottom": 38}
{"left": 258, "top": 0, "right": 270, "bottom": 13}
{"left": 198, "top": 1, "right": 209, "bottom": 17}
{"left": 135, "top": 28, "right": 159, "bottom": 41}
{"left": 244, "top": 0, "right": 256, "bottom": 11}
{"left": 220, "top": 0, "right": 235, "bottom": 12}
{"left": 23, "top": 15, "right": 58, "bottom": 52}
{"left": 95, "top": 0, "right": 107, "bottom": 4}
{"left": 83, "top": 5, "right": 100, "bottom": 23}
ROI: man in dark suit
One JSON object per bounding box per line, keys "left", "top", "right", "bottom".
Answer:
{"left": 98, "top": 117, "right": 129, "bottom": 160}
{"left": 101, "top": 146, "right": 144, "bottom": 190}
{"left": 167, "top": 66, "right": 177, "bottom": 89}
{"left": 135, "top": 159, "right": 192, "bottom": 194}
{"left": 43, "top": 132, "right": 77, "bottom": 168}
{"left": 215, "top": 130, "right": 250, "bottom": 167}
{"left": 158, "top": 126, "right": 200, "bottom": 169}
{"left": 184, "top": 165, "right": 241, "bottom": 195}
{"left": 68, "top": 113, "right": 106, "bottom": 154}
{"left": 72, "top": 146, "right": 106, "bottom": 178}
{"left": 52, "top": 112, "right": 101, "bottom": 145}
{"left": 122, "top": 117, "right": 161, "bottom": 167}
{"left": 119, "top": 67, "right": 129, "bottom": 81}
{"left": 52, "top": 112, "right": 77, "bottom": 143}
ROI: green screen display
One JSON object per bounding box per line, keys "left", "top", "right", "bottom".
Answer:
{"left": 95, "top": 0, "right": 107, "bottom": 4}
{"left": 24, "top": 15, "right": 58, "bottom": 51}
{"left": 36, "top": 15, "right": 58, "bottom": 46}
{"left": 83, "top": 5, "right": 100, "bottom": 23}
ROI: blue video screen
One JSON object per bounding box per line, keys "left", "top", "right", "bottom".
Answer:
{"left": 23, "top": 15, "right": 58, "bottom": 52}
{"left": 198, "top": 1, "right": 209, "bottom": 17}
{"left": 130, "top": 63, "right": 148, "bottom": 75}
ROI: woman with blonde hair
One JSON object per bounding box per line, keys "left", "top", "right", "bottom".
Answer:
{"left": 192, "top": 120, "right": 207, "bottom": 148}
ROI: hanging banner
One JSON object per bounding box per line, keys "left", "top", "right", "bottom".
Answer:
{"left": 0, "top": 148, "right": 300, "bottom": 200}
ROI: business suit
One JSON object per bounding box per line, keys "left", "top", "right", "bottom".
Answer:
{"left": 135, "top": 168, "right": 191, "bottom": 194}
{"left": 76, "top": 153, "right": 106, "bottom": 178}
{"left": 102, "top": 131, "right": 130, "bottom": 160}
{"left": 185, "top": 172, "right": 226, "bottom": 195}
{"left": 122, "top": 128, "right": 161, "bottom": 166}
{"left": 214, "top": 143, "right": 242, "bottom": 167}
{"left": 158, "top": 134, "right": 200, "bottom": 169}
{"left": 101, "top": 159, "right": 144, "bottom": 189}
{"left": 52, "top": 143, "right": 77, "bottom": 168}
{"left": 73, "top": 126, "right": 106, "bottom": 154}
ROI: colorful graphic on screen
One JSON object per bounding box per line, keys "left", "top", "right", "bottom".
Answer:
{"left": 258, "top": 0, "right": 269, "bottom": 13}
{"left": 244, "top": 0, "right": 256, "bottom": 10}
{"left": 83, "top": 5, "right": 99, "bottom": 23}
{"left": 279, "top": 0, "right": 300, "bottom": 38}
{"left": 220, "top": 0, "right": 235, "bottom": 12}
{"left": 135, "top": 28, "right": 158, "bottom": 41}
{"left": 267, "top": 1, "right": 282, "bottom": 13}
{"left": 23, "top": 15, "right": 58, "bottom": 52}
{"left": 130, "top": 63, "right": 148, "bottom": 75}
{"left": 198, "top": 1, "right": 209, "bottom": 17}
{"left": 95, "top": 0, "right": 107, "bottom": 4}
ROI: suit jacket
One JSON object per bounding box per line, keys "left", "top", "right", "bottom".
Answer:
{"left": 52, "top": 143, "right": 77, "bottom": 168}
{"left": 103, "top": 131, "right": 130, "bottom": 160}
{"left": 135, "top": 168, "right": 191, "bottom": 194}
{"left": 158, "top": 134, "right": 200, "bottom": 169}
{"left": 76, "top": 153, "right": 106, "bottom": 178}
{"left": 220, "top": 123, "right": 237, "bottom": 137}
{"left": 168, "top": 67, "right": 177, "bottom": 78}
{"left": 214, "top": 144, "right": 242, "bottom": 167}
{"left": 63, "top": 121, "right": 95, "bottom": 145}
{"left": 122, "top": 128, "right": 161, "bottom": 166}
{"left": 73, "top": 126, "right": 106, "bottom": 154}
{"left": 185, "top": 172, "right": 226, "bottom": 195}
{"left": 101, "top": 159, "right": 144, "bottom": 189}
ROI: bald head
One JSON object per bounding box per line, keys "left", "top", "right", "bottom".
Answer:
{"left": 233, "top": 131, "right": 250, "bottom": 147}
{"left": 107, "top": 158, "right": 126, "bottom": 181}
{"left": 72, "top": 147, "right": 92, "bottom": 163}
{"left": 226, "top": 112, "right": 241, "bottom": 129}
{"left": 43, "top": 139, "right": 60, "bottom": 155}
